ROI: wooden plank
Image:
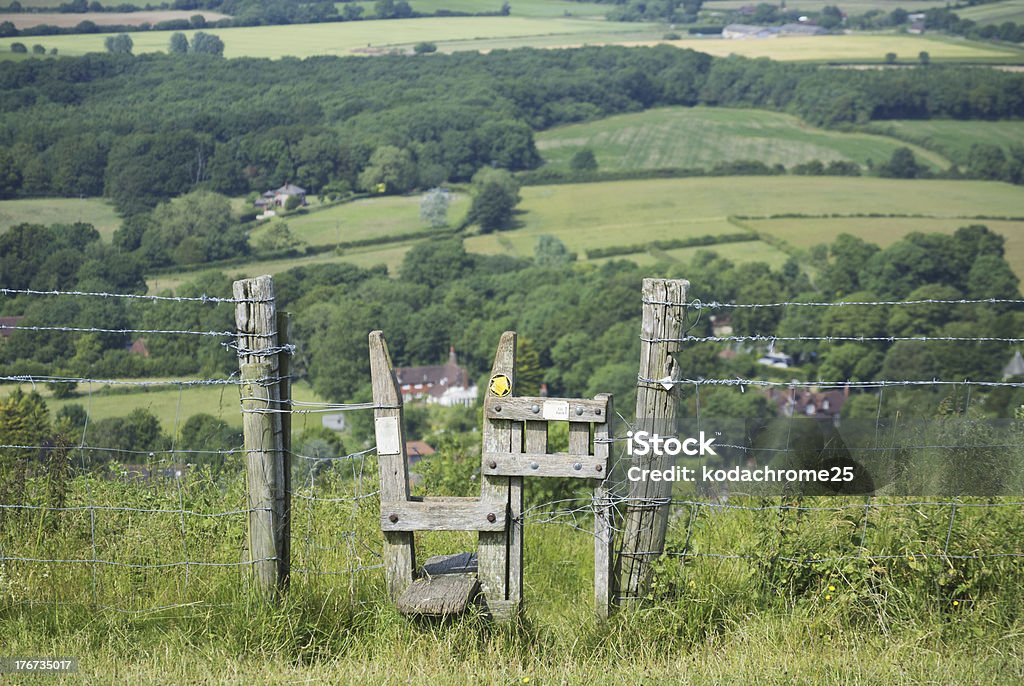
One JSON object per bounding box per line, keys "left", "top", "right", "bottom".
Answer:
{"left": 619, "top": 279, "right": 688, "bottom": 604}
{"left": 593, "top": 393, "right": 615, "bottom": 620}
{"left": 239, "top": 362, "right": 278, "bottom": 596}
{"left": 396, "top": 575, "right": 481, "bottom": 617}
{"left": 482, "top": 451, "right": 606, "bottom": 479}
{"left": 478, "top": 331, "right": 516, "bottom": 616}
{"left": 276, "top": 310, "right": 292, "bottom": 590}
{"left": 369, "top": 331, "right": 415, "bottom": 599}
{"left": 421, "top": 552, "right": 477, "bottom": 577}
{"left": 381, "top": 498, "right": 505, "bottom": 532}
{"left": 484, "top": 396, "right": 608, "bottom": 423}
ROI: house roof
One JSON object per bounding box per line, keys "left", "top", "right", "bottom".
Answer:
{"left": 1004, "top": 351, "right": 1024, "bottom": 379}
{"left": 0, "top": 315, "right": 24, "bottom": 338}
{"left": 275, "top": 183, "right": 306, "bottom": 195}
{"left": 395, "top": 348, "right": 472, "bottom": 398}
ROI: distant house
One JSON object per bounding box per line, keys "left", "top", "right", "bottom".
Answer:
{"left": 722, "top": 22, "right": 826, "bottom": 39}
{"left": 908, "top": 20, "right": 925, "bottom": 34}
{"left": 394, "top": 347, "right": 478, "bottom": 407}
{"left": 128, "top": 338, "right": 149, "bottom": 357}
{"left": 767, "top": 386, "right": 849, "bottom": 422}
{"left": 0, "top": 315, "right": 24, "bottom": 340}
{"left": 253, "top": 183, "right": 307, "bottom": 209}
{"left": 778, "top": 22, "right": 827, "bottom": 36}
{"left": 406, "top": 440, "right": 436, "bottom": 464}
{"left": 722, "top": 23, "right": 776, "bottom": 39}
{"left": 1003, "top": 351, "right": 1024, "bottom": 379}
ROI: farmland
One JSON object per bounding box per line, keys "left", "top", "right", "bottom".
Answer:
{"left": 0, "top": 16, "right": 661, "bottom": 59}
{"left": 664, "top": 33, "right": 1024, "bottom": 62}
{"left": 251, "top": 192, "right": 470, "bottom": 248}
{"left": 864, "top": 119, "right": 1024, "bottom": 164}
{"left": 0, "top": 197, "right": 121, "bottom": 239}
{"left": 703, "top": 0, "right": 949, "bottom": 10}
{"left": 339, "top": 0, "right": 610, "bottom": 18}
{"left": 958, "top": 0, "right": 1024, "bottom": 26}
{"left": 536, "top": 107, "right": 950, "bottom": 171}
{"left": 145, "top": 177, "right": 1024, "bottom": 291}
{"left": 3, "top": 20, "right": 1021, "bottom": 63}
{"left": 0, "top": 10, "right": 229, "bottom": 29}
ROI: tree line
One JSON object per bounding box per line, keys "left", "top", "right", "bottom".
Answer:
{"left": 2, "top": 47, "right": 1023, "bottom": 213}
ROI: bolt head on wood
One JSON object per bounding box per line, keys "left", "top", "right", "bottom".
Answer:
{"left": 529, "top": 461, "right": 539, "bottom": 470}
{"left": 573, "top": 462, "right": 582, "bottom": 471}
{"left": 531, "top": 404, "right": 540, "bottom": 414}
{"left": 495, "top": 405, "right": 502, "bottom": 413}
{"left": 596, "top": 409, "right": 602, "bottom": 416}
{"left": 389, "top": 513, "right": 399, "bottom": 523}
{"left": 488, "top": 460, "right": 497, "bottom": 469}
{"left": 486, "top": 512, "right": 497, "bottom": 523}
{"left": 596, "top": 464, "right": 603, "bottom": 472}
{"left": 575, "top": 406, "right": 584, "bottom": 416}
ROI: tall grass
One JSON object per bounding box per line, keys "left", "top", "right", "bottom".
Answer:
{"left": 3, "top": 460, "right": 1024, "bottom": 683}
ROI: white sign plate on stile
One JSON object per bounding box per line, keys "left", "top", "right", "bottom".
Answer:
{"left": 542, "top": 400, "right": 570, "bottom": 421}
{"left": 375, "top": 417, "right": 402, "bottom": 455}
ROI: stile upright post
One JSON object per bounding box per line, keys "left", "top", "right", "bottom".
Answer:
{"left": 618, "top": 278, "right": 688, "bottom": 604}
{"left": 234, "top": 275, "right": 288, "bottom": 596}
{"left": 368, "top": 331, "right": 416, "bottom": 599}
{"left": 478, "top": 331, "right": 518, "bottom": 620}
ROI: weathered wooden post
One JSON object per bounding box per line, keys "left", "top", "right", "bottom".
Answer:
{"left": 618, "top": 278, "right": 688, "bottom": 603}
{"left": 234, "top": 275, "right": 289, "bottom": 596}
{"left": 477, "top": 331, "right": 519, "bottom": 620}
{"left": 368, "top": 331, "right": 416, "bottom": 599}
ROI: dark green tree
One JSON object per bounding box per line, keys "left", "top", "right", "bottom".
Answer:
{"left": 468, "top": 167, "right": 520, "bottom": 233}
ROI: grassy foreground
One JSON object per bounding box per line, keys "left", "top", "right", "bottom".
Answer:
{"left": 3, "top": 462, "right": 1024, "bottom": 684}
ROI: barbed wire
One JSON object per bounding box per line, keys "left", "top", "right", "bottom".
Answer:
{"left": 4, "top": 324, "right": 237, "bottom": 337}
{"left": 639, "top": 376, "right": 1024, "bottom": 390}
{"left": 0, "top": 287, "right": 265, "bottom": 304}
{"left": 654, "top": 334, "right": 1024, "bottom": 344}
{"left": 646, "top": 297, "right": 1024, "bottom": 310}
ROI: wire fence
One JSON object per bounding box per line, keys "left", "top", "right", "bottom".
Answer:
{"left": 3, "top": 286, "right": 1024, "bottom": 615}
{"left": 0, "top": 286, "right": 383, "bottom": 614}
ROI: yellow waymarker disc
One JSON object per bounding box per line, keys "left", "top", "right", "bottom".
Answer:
{"left": 488, "top": 374, "right": 512, "bottom": 397}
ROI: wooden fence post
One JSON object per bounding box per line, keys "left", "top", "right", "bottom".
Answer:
{"left": 478, "top": 331, "right": 518, "bottom": 620}
{"left": 234, "top": 275, "right": 288, "bottom": 596}
{"left": 368, "top": 331, "right": 416, "bottom": 599}
{"left": 594, "top": 393, "right": 615, "bottom": 620}
{"left": 618, "top": 278, "right": 688, "bottom": 603}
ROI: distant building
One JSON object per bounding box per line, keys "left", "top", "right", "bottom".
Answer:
{"left": 767, "top": 386, "right": 849, "bottom": 422}
{"left": 0, "top": 315, "right": 24, "bottom": 339}
{"left": 394, "top": 347, "right": 478, "bottom": 407}
{"left": 1003, "top": 351, "right": 1024, "bottom": 379}
{"left": 722, "top": 22, "right": 826, "bottom": 39}
{"left": 722, "top": 23, "right": 776, "bottom": 39}
{"left": 908, "top": 20, "right": 925, "bottom": 34}
{"left": 406, "top": 440, "right": 436, "bottom": 464}
{"left": 128, "top": 337, "right": 149, "bottom": 357}
{"left": 254, "top": 183, "right": 307, "bottom": 209}
{"left": 778, "top": 22, "right": 827, "bottom": 36}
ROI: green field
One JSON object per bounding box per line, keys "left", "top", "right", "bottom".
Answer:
{"left": 589, "top": 238, "right": 792, "bottom": 268}
{"left": 0, "top": 16, "right": 659, "bottom": 59}
{"left": 865, "top": 119, "right": 1024, "bottom": 164}
{"left": 252, "top": 192, "right": 470, "bottom": 248}
{"left": 704, "top": 0, "right": 949, "bottom": 10}
{"left": 0, "top": 197, "right": 121, "bottom": 239}
{"left": 669, "top": 33, "right": 1024, "bottom": 62}
{"left": 151, "top": 177, "right": 1024, "bottom": 290}
{"left": 747, "top": 216, "right": 1024, "bottom": 277}
{"left": 958, "top": 0, "right": 1024, "bottom": 25}
{"left": 339, "top": 0, "right": 610, "bottom": 18}
{"left": 465, "top": 176, "right": 1024, "bottom": 258}
{"left": 537, "top": 107, "right": 950, "bottom": 172}
{"left": 1, "top": 378, "right": 325, "bottom": 430}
